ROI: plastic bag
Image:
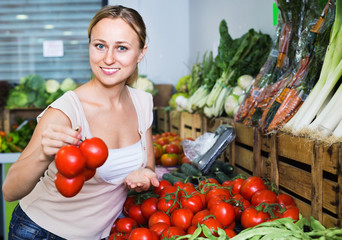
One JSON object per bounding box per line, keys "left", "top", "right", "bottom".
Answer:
{"left": 181, "top": 125, "right": 236, "bottom": 174}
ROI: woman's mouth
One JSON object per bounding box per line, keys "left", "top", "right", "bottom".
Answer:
{"left": 101, "top": 67, "right": 120, "bottom": 75}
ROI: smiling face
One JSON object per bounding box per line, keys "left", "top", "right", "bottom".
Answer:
{"left": 89, "top": 17, "right": 147, "bottom": 86}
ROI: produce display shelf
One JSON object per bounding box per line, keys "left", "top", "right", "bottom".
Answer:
{"left": 1, "top": 108, "right": 44, "bottom": 134}
{"left": 155, "top": 109, "right": 342, "bottom": 228}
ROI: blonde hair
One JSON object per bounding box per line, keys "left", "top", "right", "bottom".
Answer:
{"left": 88, "top": 5, "right": 146, "bottom": 85}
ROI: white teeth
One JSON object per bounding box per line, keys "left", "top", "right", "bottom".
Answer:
{"left": 102, "top": 68, "right": 119, "bottom": 73}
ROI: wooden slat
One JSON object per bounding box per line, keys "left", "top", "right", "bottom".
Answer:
{"left": 278, "top": 161, "right": 311, "bottom": 200}
{"left": 277, "top": 132, "right": 315, "bottom": 165}
{"left": 235, "top": 145, "right": 254, "bottom": 173}
{"left": 312, "top": 143, "right": 323, "bottom": 222}
{"left": 270, "top": 134, "right": 279, "bottom": 186}
{"left": 169, "top": 110, "right": 181, "bottom": 135}
{"left": 156, "top": 107, "right": 169, "bottom": 133}
{"left": 180, "top": 112, "right": 206, "bottom": 140}
{"left": 253, "top": 127, "right": 262, "bottom": 176}
{"left": 320, "top": 143, "right": 340, "bottom": 174}
{"left": 234, "top": 122, "right": 254, "bottom": 147}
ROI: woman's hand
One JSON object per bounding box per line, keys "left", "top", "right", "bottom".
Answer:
{"left": 41, "top": 124, "right": 82, "bottom": 160}
{"left": 125, "top": 168, "right": 159, "bottom": 192}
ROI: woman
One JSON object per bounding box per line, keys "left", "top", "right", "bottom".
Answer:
{"left": 2, "top": 5, "right": 159, "bottom": 240}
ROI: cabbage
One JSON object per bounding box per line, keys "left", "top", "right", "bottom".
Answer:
{"left": 60, "top": 78, "right": 77, "bottom": 92}
{"left": 131, "top": 75, "right": 158, "bottom": 96}
{"left": 46, "top": 79, "right": 60, "bottom": 93}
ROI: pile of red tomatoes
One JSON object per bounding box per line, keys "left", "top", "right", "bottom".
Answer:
{"left": 153, "top": 132, "right": 192, "bottom": 167}
{"left": 109, "top": 175, "right": 300, "bottom": 240}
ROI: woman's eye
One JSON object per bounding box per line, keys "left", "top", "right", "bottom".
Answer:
{"left": 118, "top": 46, "right": 127, "bottom": 51}
{"left": 96, "top": 44, "right": 105, "bottom": 50}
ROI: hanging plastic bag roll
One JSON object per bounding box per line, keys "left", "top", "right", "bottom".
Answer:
{"left": 181, "top": 124, "right": 235, "bottom": 174}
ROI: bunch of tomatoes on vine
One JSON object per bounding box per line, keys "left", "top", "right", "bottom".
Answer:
{"left": 109, "top": 175, "right": 300, "bottom": 240}
{"left": 153, "top": 132, "right": 193, "bottom": 167}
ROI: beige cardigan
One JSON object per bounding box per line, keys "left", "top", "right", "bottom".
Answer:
{"left": 19, "top": 87, "right": 153, "bottom": 240}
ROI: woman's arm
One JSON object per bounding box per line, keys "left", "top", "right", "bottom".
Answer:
{"left": 2, "top": 108, "right": 81, "bottom": 202}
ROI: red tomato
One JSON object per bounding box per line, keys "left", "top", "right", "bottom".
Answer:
{"left": 128, "top": 228, "right": 155, "bottom": 240}
{"left": 222, "top": 180, "right": 233, "bottom": 188}
{"left": 207, "top": 194, "right": 230, "bottom": 210}
{"left": 141, "top": 197, "right": 158, "bottom": 219}
{"left": 83, "top": 168, "right": 96, "bottom": 181}
{"left": 161, "top": 226, "right": 185, "bottom": 238}
{"left": 55, "top": 145, "right": 86, "bottom": 178}
{"left": 123, "top": 196, "right": 136, "bottom": 216}
{"left": 180, "top": 156, "right": 191, "bottom": 165}
{"left": 79, "top": 137, "right": 109, "bottom": 169}
{"left": 177, "top": 182, "right": 196, "bottom": 198}
{"left": 180, "top": 193, "right": 204, "bottom": 213}
{"left": 153, "top": 180, "right": 172, "bottom": 196}
{"left": 231, "top": 194, "right": 251, "bottom": 221}
{"left": 187, "top": 225, "right": 205, "bottom": 237}
{"left": 153, "top": 143, "right": 164, "bottom": 159}
{"left": 240, "top": 176, "right": 267, "bottom": 201}
{"left": 231, "top": 178, "right": 245, "bottom": 195}
{"left": 115, "top": 217, "right": 137, "bottom": 234}
{"left": 187, "top": 225, "right": 197, "bottom": 235}
{"left": 202, "top": 218, "right": 223, "bottom": 237}
{"left": 109, "top": 232, "right": 126, "bottom": 240}
{"left": 281, "top": 206, "right": 300, "bottom": 221}
{"left": 54, "top": 172, "right": 84, "bottom": 198}
{"left": 224, "top": 229, "right": 237, "bottom": 238}
{"left": 226, "top": 221, "right": 236, "bottom": 230}
{"left": 149, "top": 222, "right": 169, "bottom": 237}
{"left": 159, "top": 185, "right": 178, "bottom": 198}
{"left": 148, "top": 211, "right": 171, "bottom": 228}
{"left": 251, "top": 189, "right": 278, "bottom": 207}
{"left": 192, "top": 209, "right": 210, "bottom": 225}
{"left": 241, "top": 207, "right": 270, "bottom": 229}
{"left": 205, "top": 188, "right": 230, "bottom": 205}
{"left": 210, "top": 201, "right": 235, "bottom": 227}
{"left": 160, "top": 153, "right": 179, "bottom": 167}
{"left": 170, "top": 208, "right": 193, "bottom": 230}
{"left": 198, "top": 178, "right": 219, "bottom": 192}
{"left": 128, "top": 204, "right": 147, "bottom": 226}
{"left": 156, "top": 137, "right": 169, "bottom": 146}
{"left": 157, "top": 197, "right": 179, "bottom": 214}
{"left": 277, "top": 193, "right": 296, "bottom": 208}
{"left": 165, "top": 143, "right": 181, "bottom": 154}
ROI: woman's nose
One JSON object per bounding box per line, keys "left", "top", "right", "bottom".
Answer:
{"left": 104, "top": 50, "right": 116, "bottom": 65}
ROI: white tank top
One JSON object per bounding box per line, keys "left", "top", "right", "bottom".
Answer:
{"left": 97, "top": 140, "right": 143, "bottom": 183}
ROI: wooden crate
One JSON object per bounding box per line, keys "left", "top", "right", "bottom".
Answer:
{"left": 2, "top": 108, "right": 44, "bottom": 134}
{"left": 180, "top": 112, "right": 207, "bottom": 140}
{"left": 226, "top": 121, "right": 272, "bottom": 177}
{"left": 155, "top": 107, "right": 169, "bottom": 133}
{"left": 169, "top": 110, "right": 181, "bottom": 135}
{"left": 263, "top": 133, "right": 342, "bottom": 228}
{"left": 153, "top": 84, "right": 173, "bottom": 107}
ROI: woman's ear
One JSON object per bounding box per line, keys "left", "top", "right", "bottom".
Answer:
{"left": 137, "top": 45, "right": 147, "bottom": 63}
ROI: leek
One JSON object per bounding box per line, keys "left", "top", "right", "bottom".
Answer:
{"left": 285, "top": 0, "right": 342, "bottom": 133}
{"left": 206, "top": 70, "right": 234, "bottom": 107}
{"left": 332, "top": 118, "right": 342, "bottom": 137}
{"left": 309, "top": 81, "right": 342, "bottom": 137}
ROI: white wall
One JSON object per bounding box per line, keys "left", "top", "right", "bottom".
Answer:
{"left": 108, "top": 0, "right": 275, "bottom": 85}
